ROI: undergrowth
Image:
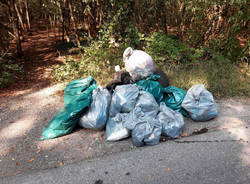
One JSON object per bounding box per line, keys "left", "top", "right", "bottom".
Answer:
{"left": 52, "top": 33, "right": 250, "bottom": 98}
{"left": 0, "top": 56, "right": 25, "bottom": 89}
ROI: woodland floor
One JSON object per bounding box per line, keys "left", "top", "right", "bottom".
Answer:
{"left": 0, "top": 27, "right": 64, "bottom": 98}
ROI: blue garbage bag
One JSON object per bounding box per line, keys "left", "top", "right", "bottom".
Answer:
{"left": 78, "top": 87, "right": 111, "bottom": 130}
{"left": 157, "top": 102, "right": 184, "bottom": 138}
{"left": 181, "top": 84, "right": 217, "bottom": 121}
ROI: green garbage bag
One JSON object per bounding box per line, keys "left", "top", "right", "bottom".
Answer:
{"left": 136, "top": 75, "right": 164, "bottom": 103}
{"left": 41, "top": 76, "right": 97, "bottom": 140}
{"left": 64, "top": 77, "right": 96, "bottom": 105}
{"left": 164, "top": 86, "right": 190, "bottom": 117}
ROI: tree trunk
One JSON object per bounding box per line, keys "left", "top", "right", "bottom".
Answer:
{"left": 10, "top": 0, "right": 23, "bottom": 57}
{"left": 68, "top": 0, "right": 80, "bottom": 46}
{"left": 24, "top": 0, "right": 31, "bottom": 32}
{"left": 14, "top": 1, "right": 25, "bottom": 31}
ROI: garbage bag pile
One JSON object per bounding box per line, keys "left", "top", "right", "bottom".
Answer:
{"left": 41, "top": 47, "right": 218, "bottom": 148}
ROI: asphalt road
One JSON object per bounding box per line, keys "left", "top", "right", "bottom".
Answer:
{"left": 1, "top": 128, "right": 249, "bottom": 184}
{"left": 1, "top": 84, "right": 249, "bottom": 183}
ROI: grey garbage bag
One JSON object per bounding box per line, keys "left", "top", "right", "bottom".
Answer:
{"left": 132, "top": 118, "right": 162, "bottom": 147}
{"left": 124, "top": 91, "right": 159, "bottom": 130}
{"left": 157, "top": 102, "right": 184, "bottom": 138}
{"left": 134, "top": 91, "right": 159, "bottom": 117}
{"left": 181, "top": 84, "right": 217, "bottom": 121}
{"left": 109, "top": 84, "right": 140, "bottom": 117}
{"left": 78, "top": 87, "right": 111, "bottom": 130}
{"left": 105, "top": 113, "right": 130, "bottom": 141}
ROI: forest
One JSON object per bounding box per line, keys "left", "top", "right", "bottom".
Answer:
{"left": 0, "top": 0, "right": 249, "bottom": 97}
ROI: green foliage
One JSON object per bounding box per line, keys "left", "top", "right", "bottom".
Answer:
{"left": 144, "top": 33, "right": 204, "bottom": 63}
{"left": 0, "top": 59, "right": 24, "bottom": 88}
{"left": 52, "top": 43, "right": 125, "bottom": 86}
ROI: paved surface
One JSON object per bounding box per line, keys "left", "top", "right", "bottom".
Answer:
{"left": 1, "top": 130, "right": 249, "bottom": 184}
{"left": 0, "top": 84, "right": 249, "bottom": 181}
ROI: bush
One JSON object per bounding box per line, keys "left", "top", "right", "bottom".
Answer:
{"left": 0, "top": 58, "right": 24, "bottom": 89}
{"left": 52, "top": 43, "right": 125, "bottom": 86}
{"left": 144, "top": 33, "right": 204, "bottom": 64}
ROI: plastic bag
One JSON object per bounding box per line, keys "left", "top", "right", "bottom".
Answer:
{"left": 134, "top": 91, "right": 159, "bottom": 118}
{"left": 124, "top": 91, "right": 159, "bottom": 130}
{"left": 106, "top": 71, "right": 133, "bottom": 92}
{"left": 154, "top": 68, "right": 169, "bottom": 88}
{"left": 136, "top": 75, "right": 164, "bottom": 103}
{"left": 105, "top": 113, "right": 130, "bottom": 141}
{"left": 109, "top": 84, "right": 140, "bottom": 117}
{"left": 41, "top": 77, "right": 97, "bottom": 140}
{"left": 78, "top": 87, "right": 111, "bottom": 130}
{"left": 157, "top": 102, "right": 184, "bottom": 138}
{"left": 64, "top": 76, "right": 95, "bottom": 106}
{"left": 164, "top": 86, "right": 189, "bottom": 117}
{"left": 132, "top": 118, "right": 162, "bottom": 147}
{"left": 123, "top": 47, "right": 156, "bottom": 81}
{"left": 181, "top": 84, "right": 217, "bottom": 121}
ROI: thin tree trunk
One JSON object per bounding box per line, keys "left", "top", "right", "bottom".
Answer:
{"left": 24, "top": 0, "right": 31, "bottom": 32}
{"left": 68, "top": 0, "right": 80, "bottom": 46}
{"left": 10, "top": 0, "right": 23, "bottom": 57}
{"left": 14, "top": 1, "right": 25, "bottom": 31}
{"left": 58, "top": 1, "right": 65, "bottom": 41}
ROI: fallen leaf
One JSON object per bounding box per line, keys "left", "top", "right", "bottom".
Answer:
{"left": 228, "top": 131, "right": 232, "bottom": 134}
{"left": 59, "top": 161, "right": 64, "bottom": 167}
{"left": 23, "top": 133, "right": 27, "bottom": 137}
{"left": 8, "top": 147, "right": 14, "bottom": 153}
{"left": 120, "top": 146, "right": 123, "bottom": 151}
{"left": 99, "top": 136, "right": 104, "bottom": 142}
{"left": 9, "top": 121, "right": 14, "bottom": 124}
{"left": 16, "top": 162, "right": 20, "bottom": 166}
{"left": 148, "top": 175, "right": 152, "bottom": 179}
{"left": 28, "top": 157, "right": 35, "bottom": 163}
{"left": 183, "top": 133, "right": 188, "bottom": 137}
{"left": 36, "top": 149, "right": 41, "bottom": 153}
{"left": 43, "top": 118, "right": 47, "bottom": 121}
{"left": 78, "top": 144, "right": 84, "bottom": 151}
{"left": 168, "top": 168, "right": 171, "bottom": 172}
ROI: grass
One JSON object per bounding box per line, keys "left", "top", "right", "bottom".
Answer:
{"left": 159, "top": 60, "right": 250, "bottom": 99}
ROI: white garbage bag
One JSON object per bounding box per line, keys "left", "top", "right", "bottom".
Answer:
{"left": 123, "top": 47, "right": 156, "bottom": 81}
{"left": 181, "top": 84, "right": 218, "bottom": 121}
{"left": 78, "top": 87, "right": 111, "bottom": 130}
